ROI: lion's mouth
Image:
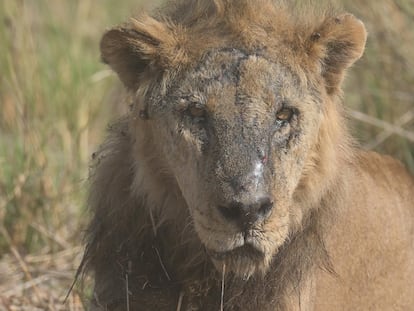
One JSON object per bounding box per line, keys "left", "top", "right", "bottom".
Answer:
{"left": 206, "top": 243, "right": 268, "bottom": 278}
{"left": 207, "top": 243, "right": 265, "bottom": 262}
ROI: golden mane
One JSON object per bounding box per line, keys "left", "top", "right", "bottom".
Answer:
{"left": 76, "top": 1, "right": 414, "bottom": 310}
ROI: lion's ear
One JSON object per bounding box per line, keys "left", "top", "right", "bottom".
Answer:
{"left": 309, "top": 13, "right": 367, "bottom": 95}
{"left": 100, "top": 16, "right": 186, "bottom": 90}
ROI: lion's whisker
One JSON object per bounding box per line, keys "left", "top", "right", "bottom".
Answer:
{"left": 220, "top": 262, "right": 226, "bottom": 311}
{"left": 153, "top": 245, "right": 171, "bottom": 281}
{"left": 176, "top": 291, "right": 184, "bottom": 311}
{"left": 149, "top": 206, "right": 158, "bottom": 237}
{"left": 125, "top": 273, "right": 130, "bottom": 311}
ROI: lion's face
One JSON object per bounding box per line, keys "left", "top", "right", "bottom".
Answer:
{"left": 100, "top": 8, "right": 366, "bottom": 278}
{"left": 148, "top": 49, "right": 323, "bottom": 277}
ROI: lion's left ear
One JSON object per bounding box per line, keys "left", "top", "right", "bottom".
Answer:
{"left": 100, "top": 16, "right": 188, "bottom": 90}
{"left": 308, "top": 14, "right": 367, "bottom": 95}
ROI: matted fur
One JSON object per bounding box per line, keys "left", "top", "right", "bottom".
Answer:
{"left": 79, "top": 1, "right": 414, "bottom": 310}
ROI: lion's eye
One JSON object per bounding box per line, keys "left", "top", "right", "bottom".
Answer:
{"left": 188, "top": 106, "right": 206, "bottom": 119}
{"left": 276, "top": 107, "right": 294, "bottom": 122}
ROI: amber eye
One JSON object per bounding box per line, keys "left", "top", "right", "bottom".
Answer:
{"left": 188, "top": 106, "right": 206, "bottom": 119}
{"left": 276, "top": 107, "right": 294, "bottom": 122}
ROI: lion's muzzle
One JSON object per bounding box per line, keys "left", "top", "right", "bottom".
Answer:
{"left": 217, "top": 196, "right": 273, "bottom": 231}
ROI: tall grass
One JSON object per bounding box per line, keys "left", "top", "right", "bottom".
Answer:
{"left": 0, "top": 0, "right": 412, "bottom": 307}
{"left": 0, "top": 0, "right": 152, "bottom": 255}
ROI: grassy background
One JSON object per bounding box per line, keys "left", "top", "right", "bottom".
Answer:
{"left": 0, "top": 0, "right": 413, "bottom": 309}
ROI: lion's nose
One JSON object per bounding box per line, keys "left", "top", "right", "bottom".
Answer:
{"left": 218, "top": 196, "right": 273, "bottom": 229}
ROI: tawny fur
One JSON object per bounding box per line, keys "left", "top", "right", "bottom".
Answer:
{"left": 79, "top": 1, "right": 414, "bottom": 310}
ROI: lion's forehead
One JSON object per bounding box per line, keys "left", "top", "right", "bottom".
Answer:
{"left": 171, "top": 49, "right": 305, "bottom": 115}
{"left": 189, "top": 49, "right": 299, "bottom": 89}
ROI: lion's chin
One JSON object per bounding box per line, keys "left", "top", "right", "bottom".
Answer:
{"left": 208, "top": 244, "right": 271, "bottom": 279}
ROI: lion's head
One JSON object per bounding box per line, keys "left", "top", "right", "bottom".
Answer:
{"left": 97, "top": 0, "right": 366, "bottom": 279}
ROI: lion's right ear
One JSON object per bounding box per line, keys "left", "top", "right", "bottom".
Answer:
{"left": 307, "top": 13, "right": 367, "bottom": 95}
{"left": 101, "top": 16, "right": 188, "bottom": 90}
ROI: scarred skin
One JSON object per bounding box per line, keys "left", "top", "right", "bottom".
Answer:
{"left": 78, "top": 1, "right": 414, "bottom": 310}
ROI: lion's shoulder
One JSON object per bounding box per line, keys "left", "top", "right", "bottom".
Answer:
{"left": 354, "top": 150, "right": 414, "bottom": 195}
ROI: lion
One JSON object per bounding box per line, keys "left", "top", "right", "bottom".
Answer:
{"left": 78, "top": 0, "right": 414, "bottom": 310}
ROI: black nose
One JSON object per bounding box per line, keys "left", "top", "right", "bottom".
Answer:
{"left": 218, "top": 196, "right": 273, "bottom": 229}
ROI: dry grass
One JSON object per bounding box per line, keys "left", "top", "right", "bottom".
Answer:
{"left": 0, "top": 245, "right": 84, "bottom": 310}
{"left": 0, "top": 0, "right": 412, "bottom": 310}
